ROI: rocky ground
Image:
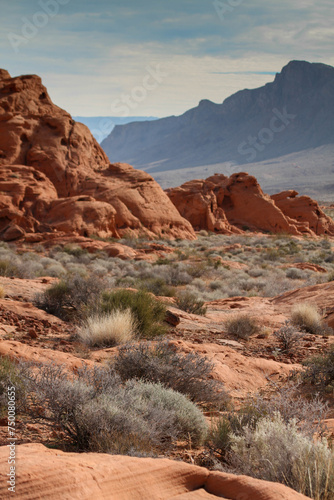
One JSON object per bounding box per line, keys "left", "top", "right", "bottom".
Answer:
{"left": 0, "top": 235, "right": 334, "bottom": 499}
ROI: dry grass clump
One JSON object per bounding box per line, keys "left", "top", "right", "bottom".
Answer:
{"left": 0, "top": 285, "right": 5, "bottom": 299}
{"left": 291, "top": 303, "right": 323, "bottom": 334}
{"left": 78, "top": 310, "right": 137, "bottom": 347}
{"left": 225, "top": 314, "right": 259, "bottom": 340}
{"left": 228, "top": 413, "right": 334, "bottom": 500}
{"left": 101, "top": 289, "right": 167, "bottom": 339}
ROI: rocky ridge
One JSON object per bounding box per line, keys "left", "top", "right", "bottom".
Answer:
{"left": 166, "top": 173, "right": 334, "bottom": 236}
{"left": 101, "top": 60, "right": 334, "bottom": 177}
{"left": 0, "top": 70, "right": 195, "bottom": 241}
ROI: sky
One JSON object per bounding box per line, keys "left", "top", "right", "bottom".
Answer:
{"left": 0, "top": 0, "right": 333, "bottom": 117}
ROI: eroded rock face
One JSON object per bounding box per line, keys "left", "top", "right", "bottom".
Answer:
{"left": 271, "top": 190, "right": 334, "bottom": 235}
{"left": 167, "top": 173, "right": 334, "bottom": 236}
{"left": 0, "top": 70, "right": 195, "bottom": 241}
{"left": 0, "top": 443, "right": 310, "bottom": 500}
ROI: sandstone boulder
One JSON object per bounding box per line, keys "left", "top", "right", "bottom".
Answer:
{"left": 0, "top": 443, "right": 310, "bottom": 499}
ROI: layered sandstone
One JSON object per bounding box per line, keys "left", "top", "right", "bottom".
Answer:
{"left": 0, "top": 443, "right": 309, "bottom": 500}
{"left": 0, "top": 70, "right": 195, "bottom": 241}
{"left": 166, "top": 173, "right": 334, "bottom": 236}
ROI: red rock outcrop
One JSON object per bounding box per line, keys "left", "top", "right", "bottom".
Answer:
{"left": 271, "top": 190, "right": 334, "bottom": 235}
{"left": 0, "top": 70, "right": 195, "bottom": 241}
{"left": 0, "top": 443, "right": 310, "bottom": 499}
{"left": 166, "top": 173, "right": 334, "bottom": 236}
{"left": 166, "top": 178, "right": 241, "bottom": 234}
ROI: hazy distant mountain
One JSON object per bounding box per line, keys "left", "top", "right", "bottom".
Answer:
{"left": 74, "top": 116, "right": 158, "bottom": 143}
{"left": 101, "top": 61, "right": 334, "bottom": 196}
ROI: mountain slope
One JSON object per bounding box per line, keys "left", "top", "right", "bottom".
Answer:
{"left": 101, "top": 61, "right": 334, "bottom": 182}
{"left": 73, "top": 116, "right": 158, "bottom": 143}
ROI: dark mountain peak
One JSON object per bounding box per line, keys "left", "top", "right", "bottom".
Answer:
{"left": 102, "top": 60, "right": 334, "bottom": 179}
{"left": 198, "top": 99, "right": 216, "bottom": 107}
{"left": 274, "top": 60, "right": 334, "bottom": 90}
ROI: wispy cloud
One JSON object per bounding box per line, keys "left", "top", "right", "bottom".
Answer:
{"left": 0, "top": 0, "right": 333, "bottom": 116}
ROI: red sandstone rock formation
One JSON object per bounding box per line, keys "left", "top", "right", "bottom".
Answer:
{"left": 0, "top": 70, "right": 195, "bottom": 241}
{"left": 271, "top": 190, "right": 334, "bottom": 235}
{"left": 0, "top": 443, "right": 310, "bottom": 500}
{"left": 166, "top": 173, "right": 334, "bottom": 236}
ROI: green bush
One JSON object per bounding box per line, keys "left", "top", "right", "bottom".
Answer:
{"left": 176, "top": 291, "right": 207, "bottom": 316}
{"left": 207, "top": 416, "right": 232, "bottom": 458}
{"left": 101, "top": 289, "right": 167, "bottom": 339}
{"left": 34, "top": 275, "right": 106, "bottom": 321}
{"left": 302, "top": 345, "right": 334, "bottom": 390}
{"left": 0, "top": 260, "right": 18, "bottom": 277}
{"left": 137, "top": 277, "right": 176, "bottom": 297}
{"left": 62, "top": 245, "right": 88, "bottom": 258}
{"left": 113, "top": 340, "right": 228, "bottom": 406}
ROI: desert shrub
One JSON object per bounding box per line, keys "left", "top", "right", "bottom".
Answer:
{"left": 273, "top": 320, "right": 302, "bottom": 353}
{"left": 0, "top": 260, "right": 19, "bottom": 277}
{"left": 286, "top": 268, "right": 307, "bottom": 280}
{"left": 34, "top": 280, "right": 70, "bottom": 318}
{"left": 78, "top": 310, "right": 137, "bottom": 347}
{"left": 239, "top": 384, "right": 329, "bottom": 438}
{"left": 176, "top": 291, "right": 207, "bottom": 316}
{"left": 228, "top": 413, "right": 334, "bottom": 499}
{"left": 263, "top": 248, "right": 282, "bottom": 261}
{"left": 160, "top": 263, "right": 192, "bottom": 285}
{"left": 225, "top": 314, "right": 259, "bottom": 340}
{"left": 207, "top": 416, "right": 232, "bottom": 459}
{"left": 101, "top": 289, "right": 167, "bottom": 339}
{"left": 44, "top": 263, "right": 66, "bottom": 278}
{"left": 191, "top": 278, "right": 207, "bottom": 291}
{"left": 63, "top": 245, "right": 88, "bottom": 258}
{"left": 123, "top": 380, "right": 208, "bottom": 447}
{"left": 291, "top": 303, "right": 324, "bottom": 334}
{"left": 209, "top": 280, "right": 225, "bottom": 291}
{"left": 248, "top": 268, "right": 265, "bottom": 278}
{"left": 26, "top": 363, "right": 207, "bottom": 453}
{"left": 113, "top": 340, "right": 228, "bottom": 406}
{"left": 207, "top": 385, "right": 329, "bottom": 462}
{"left": 34, "top": 275, "right": 106, "bottom": 321}
{"left": 0, "top": 357, "right": 27, "bottom": 416}
{"left": 137, "top": 277, "right": 176, "bottom": 297}
{"left": 302, "top": 345, "right": 334, "bottom": 390}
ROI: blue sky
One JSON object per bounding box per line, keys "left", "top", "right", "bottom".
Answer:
{"left": 1, "top": 0, "right": 333, "bottom": 116}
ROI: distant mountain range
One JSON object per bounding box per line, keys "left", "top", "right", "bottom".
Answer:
{"left": 74, "top": 116, "right": 158, "bottom": 143}
{"left": 101, "top": 61, "right": 334, "bottom": 198}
